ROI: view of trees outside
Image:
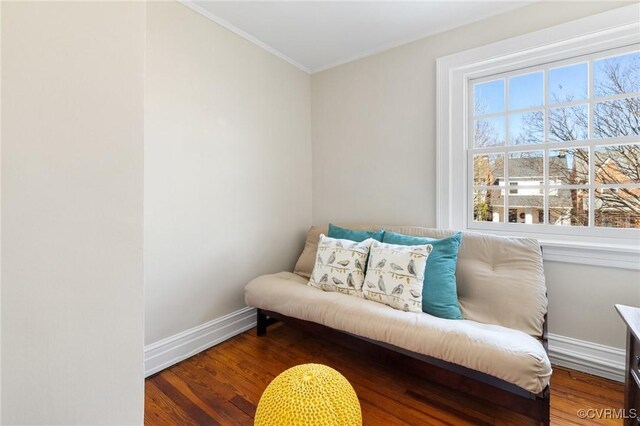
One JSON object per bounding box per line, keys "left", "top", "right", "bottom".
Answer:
{"left": 471, "top": 49, "right": 640, "bottom": 228}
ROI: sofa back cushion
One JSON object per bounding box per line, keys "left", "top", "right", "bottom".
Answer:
{"left": 293, "top": 224, "right": 547, "bottom": 338}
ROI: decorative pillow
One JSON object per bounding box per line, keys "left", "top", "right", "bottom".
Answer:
{"left": 382, "top": 231, "right": 463, "bottom": 320}
{"left": 293, "top": 226, "right": 327, "bottom": 278}
{"left": 363, "top": 241, "right": 432, "bottom": 313}
{"left": 308, "top": 235, "right": 373, "bottom": 295}
{"left": 328, "top": 223, "right": 384, "bottom": 242}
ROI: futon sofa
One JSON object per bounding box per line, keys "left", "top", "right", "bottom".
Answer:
{"left": 244, "top": 225, "right": 551, "bottom": 425}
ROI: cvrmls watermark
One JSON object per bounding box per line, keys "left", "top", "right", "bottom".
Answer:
{"left": 577, "top": 408, "right": 637, "bottom": 420}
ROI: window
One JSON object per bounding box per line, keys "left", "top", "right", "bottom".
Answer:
{"left": 470, "top": 48, "right": 640, "bottom": 230}
{"left": 437, "top": 5, "right": 640, "bottom": 269}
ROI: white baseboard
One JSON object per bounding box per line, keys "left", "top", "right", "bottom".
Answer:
{"left": 144, "top": 310, "right": 625, "bottom": 383}
{"left": 144, "top": 306, "right": 257, "bottom": 377}
{"left": 548, "top": 333, "right": 625, "bottom": 382}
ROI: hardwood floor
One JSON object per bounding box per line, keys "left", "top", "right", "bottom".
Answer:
{"left": 145, "top": 322, "right": 624, "bottom": 425}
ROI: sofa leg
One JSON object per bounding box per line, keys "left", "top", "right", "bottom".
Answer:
{"left": 257, "top": 309, "right": 279, "bottom": 336}
{"left": 257, "top": 310, "right": 268, "bottom": 336}
{"left": 542, "top": 411, "right": 550, "bottom": 426}
{"left": 540, "top": 386, "right": 550, "bottom": 426}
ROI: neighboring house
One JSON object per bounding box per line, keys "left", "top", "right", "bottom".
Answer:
{"left": 475, "top": 149, "right": 640, "bottom": 228}
{"left": 475, "top": 155, "right": 583, "bottom": 225}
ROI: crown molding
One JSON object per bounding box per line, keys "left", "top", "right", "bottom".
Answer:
{"left": 179, "top": 0, "right": 537, "bottom": 75}
{"left": 310, "top": 1, "right": 535, "bottom": 74}
{"left": 178, "top": 0, "right": 311, "bottom": 74}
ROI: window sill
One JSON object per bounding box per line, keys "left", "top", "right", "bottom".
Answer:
{"left": 538, "top": 239, "right": 639, "bottom": 271}
{"left": 463, "top": 226, "right": 639, "bottom": 270}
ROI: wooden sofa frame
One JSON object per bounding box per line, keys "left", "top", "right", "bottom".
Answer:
{"left": 256, "top": 308, "right": 550, "bottom": 426}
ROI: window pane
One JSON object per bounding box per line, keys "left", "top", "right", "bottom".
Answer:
{"left": 473, "top": 189, "right": 504, "bottom": 222}
{"left": 549, "top": 148, "right": 589, "bottom": 185}
{"left": 468, "top": 51, "right": 640, "bottom": 233}
{"left": 474, "top": 116, "right": 505, "bottom": 147}
{"left": 508, "top": 188, "right": 544, "bottom": 224}
{"left": 549, "top": 188, "right": 589, "bottom": 226}
{"left": 473, "top": 154, "right": 503, "bottom": 186}
{"left": 509, "top": 72, "right": 543, "bottom": 110}
{"left": 594, "top": 51, "right": 640, "bottom": 97}
{"left": 548, "top": 63, "right": 588, "bottom": 104}
{"left": 509, "top": 111, "right": 543, "bottom": 145}
{"left": 595, "top": 188, "right": 640, "bottom": 228}
{"left": 594, "top": 97, "right": 640, "bottom": 138}
{"left": 474, "top": 80, "right": 505, "bottom": 115}
{"left": 594, "top": 144, "right": 640, "bottom": 184}
{"left": 549, "top": 105, "right": 588, "bottom": 141}
{"left": 508, "top": 151, "right": 544, "bottom": 184}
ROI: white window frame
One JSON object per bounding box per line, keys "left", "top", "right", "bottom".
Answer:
{"left": 436, "top": 4, "right": 640, "bottom": 270}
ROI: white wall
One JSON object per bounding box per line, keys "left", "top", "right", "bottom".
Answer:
{"left": 0, "top": 0, "right": 3, "bottom": 420}
{"left": 545, "top": 262, "right": 638, "bottom": 347}
{"left": 0, "top": 3, "right": 632, "bottom": 422}
{"left": 311, "top": 1, "right": 638, "bottom": 349}
{"left": 144, "top": 2, "right": 312, "bottom": 345}
{"left": 1, "top": 2, "right": 145, "bottom": 424}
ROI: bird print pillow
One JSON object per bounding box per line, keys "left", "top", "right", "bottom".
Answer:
{"left": 363, "top": 241, "right": 432, "bottom": 313}
{"left": 308, "top": 234, "right": 374, "bottom": 296}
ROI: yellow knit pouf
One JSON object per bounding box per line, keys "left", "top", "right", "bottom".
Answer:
{"left": 254, "top": 363, "right": 362, "bottom": 426}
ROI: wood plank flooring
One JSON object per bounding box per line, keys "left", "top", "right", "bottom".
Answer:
{"left": 145, "top": 322, "right": 625, "bottom": 425}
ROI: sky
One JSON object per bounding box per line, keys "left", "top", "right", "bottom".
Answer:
{"left": 472, "top": 50, "right": 639, "bottom": 148}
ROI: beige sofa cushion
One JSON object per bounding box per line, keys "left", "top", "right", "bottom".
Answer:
{"left": 293, "top": 225, "right": 547, "bottom": 338}
{"left": 245, "top": 272, "right": 552, "bottom": 394}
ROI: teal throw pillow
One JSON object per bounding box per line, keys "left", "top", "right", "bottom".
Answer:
{"left": 328, "top": 224, "right": 384, "bottom": 242}
{"left": 382, "top": 231, "right": 463, "bottom": 320}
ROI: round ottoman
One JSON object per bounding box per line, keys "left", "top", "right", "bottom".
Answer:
{"left": 254, "top": 363, "right": 362, "bottom": 426}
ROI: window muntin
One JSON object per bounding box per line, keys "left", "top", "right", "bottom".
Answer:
{"left": 469, "top": 46, "right": 640, "bottom": 230}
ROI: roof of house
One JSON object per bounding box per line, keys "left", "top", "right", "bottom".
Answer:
{"left": 491, "top": 156, "right": 580, "bottom": 179}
